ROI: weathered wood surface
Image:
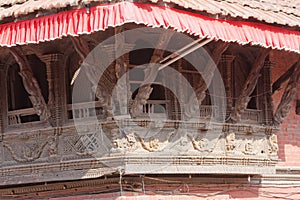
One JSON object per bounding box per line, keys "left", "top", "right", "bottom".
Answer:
{"left": 9, "top": 47, "right": 51, "bottom": 122}
{"left": 274, "top": 59, "right": 300, "bottom": 125}
{"left": 130, "top": 31, "right": 174, "bottom": 117}
{"left": 230, "top": 49, "right": 270, "bottom": 123}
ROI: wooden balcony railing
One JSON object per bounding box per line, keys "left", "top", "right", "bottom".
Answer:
{"left": 8, "top": 108, "right": 39, "bottom": 125}
{"left": 241, "top": 109, "right": 263, "bottom": 123}
{"left": 67, "top": 101, "right": 105, "bottom": 120}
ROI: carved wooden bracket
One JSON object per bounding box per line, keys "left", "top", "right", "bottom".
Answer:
{"left": 70, "top": 36, "right": 111, "bottom": 115}
{"left": 195, "top": 42, "right": 229, "bottom": 102}
{"left": 130, "top": 31, "right": 174, "bottom": 117}
{"left": 8, "top": 47, "right": 51, "bottom": 122}
{"left": 185, "top": 42, "right": 229, "bottom": 118}
{"left": 274, "top": 59, "right": 300, "bottom": 125}
{"left": 272, "top": 60, "right": 299, "bottom": 94}
{"left": 230, "top": 49, "right": 271, "bottom": 123}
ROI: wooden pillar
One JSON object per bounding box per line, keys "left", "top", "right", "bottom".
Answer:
{"left": 114, "top": 27, "right": 129, "bottom": 116}
{"left": 217, "top": 55, "right": 235, "bottom": 121}
{"left": 40, "top": 54, "right": 65, "bottom": 126}
{"left": 260, "top": 61, "right": 274, "bottom": 125}
{"left": 0, "top": 65, "right": 5, "bottom": 136}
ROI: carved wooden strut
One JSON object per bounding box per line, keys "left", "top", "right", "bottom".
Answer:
{"left": 272, "top": 58, "right": 299, "bottom": 94}
{"left": 274, "top": 59, "right": 300, "bottom": 125}
{"left": 9, "top": 47, "right": 51, "bottom": 122}
{"left": 185, "top": 42, "right": 229, "bottom": 118}
{"left": 70, "top": 36, "right": 112, "bottom": 116}
{"left": 230, "top": 49, "right": 271, "bottom": 123}
{"left": 130, "top": 31, "right": 174, "bottom": 117}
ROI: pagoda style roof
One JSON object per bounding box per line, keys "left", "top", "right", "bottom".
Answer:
{"left": 0, "top": 0, "right": 299, "bottom": 28}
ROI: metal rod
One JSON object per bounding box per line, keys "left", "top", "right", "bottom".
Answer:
{"left": 159, "top": 38, "right": 204, "bottom": 63}
{"left": 158, "top": 38, "right": 214, "bottom": 71}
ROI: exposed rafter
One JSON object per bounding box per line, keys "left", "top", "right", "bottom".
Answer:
{"left": 230, "top": 49, "right": 271, "bottom": 123}
{"left": 274, "top": 59, "right": 300, "bottom": 126}
{"left": 8, "top": 47, "right": 51, "bottom": 123}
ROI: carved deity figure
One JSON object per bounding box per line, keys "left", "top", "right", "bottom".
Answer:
{"left": 226, "top": 132, "right": 236, "bottom": 153}
{"left": 138, "top": 136, "right": 159, "bottom": 152}
{"left": 243, "top": 140, "right": 255, "bottom": 155}
{"left": 268, "top": 134, "right": 278, "bottom": 155}
{"left": 112, "top": 131, "right": 137, "bottom": 151}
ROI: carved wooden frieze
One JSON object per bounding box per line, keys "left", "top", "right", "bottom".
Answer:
{"left": 0, "top": 121, "right": 278, "bottom": 185}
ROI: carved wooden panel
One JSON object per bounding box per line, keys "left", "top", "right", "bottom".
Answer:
{"left": 0, "top": 120, "right": 278, "bottom": 185}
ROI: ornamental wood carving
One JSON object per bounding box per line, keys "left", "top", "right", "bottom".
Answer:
{"left": 272, "top": 60, "right": 298, "bottom": 94}
{"left": 185, "top": 42, "right": 229, "bottom": 118}
{"left": 70, "top": 37, "right": 112, "bottom": 116}
{"left": 130, "top": 31, "right": 174, "bottom": 117}
{"left": 230, "top": 49, "right": 270, "bottom": 123}
{"left": 8, "top": 47, "right": 51, "bottom": 122}
{"left": 274, "top": 59, "right": 300, "bottom": 125}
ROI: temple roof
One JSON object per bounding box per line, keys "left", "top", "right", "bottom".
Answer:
{"left": 0, "top": 0, "right": 299, "bottom": 27}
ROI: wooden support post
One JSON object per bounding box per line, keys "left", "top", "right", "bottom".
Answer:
{"left": 8, "top": 47, "right": 51, "bottom": 123}
{"left": 217, "top": 55, "right": 235, "bottom": 120}
{"left": 274, "top": 59, "right": 300, "bottom": 126}
{"left": 40, "top": 54, "right": 64, "bottom": 126}
{"left": 230, "top": 49, "right": 270, "bottom": 123}
{"left": 114, "top": 27, "right": 130, "bottom": 115}
{"left": 260, "top": 61, "right": 274, "bottom": 125}
{"left": 130, "top": 31, "right": 174, "bottom": 117}
{"left": 0, "top": 66, "right": 5, "bottom": 136}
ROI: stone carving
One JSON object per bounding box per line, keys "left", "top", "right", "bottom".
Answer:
{"left": 226, "top": 132, "right": 236, "bottom": 153}
{"left": 268, "top": 134, "right": 278, "bottom": 155}
{"left": 188, "top": 135, "right": 212, "bottom": 152}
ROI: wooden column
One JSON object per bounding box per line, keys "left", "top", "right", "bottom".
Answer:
{"left": 40, "top": 54, "right": 65, "bottom": 126}
{"left": 260, "top": 61, "right": 274, "bottom": 125}
{"left": 218, "top": 55, "right": 235, "bottom": 120}
{"left": 114, "top": 27, "right": 130, "bottom": 115}
{"left": 0, "top": 65, "right": 5, "bottom": 136}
